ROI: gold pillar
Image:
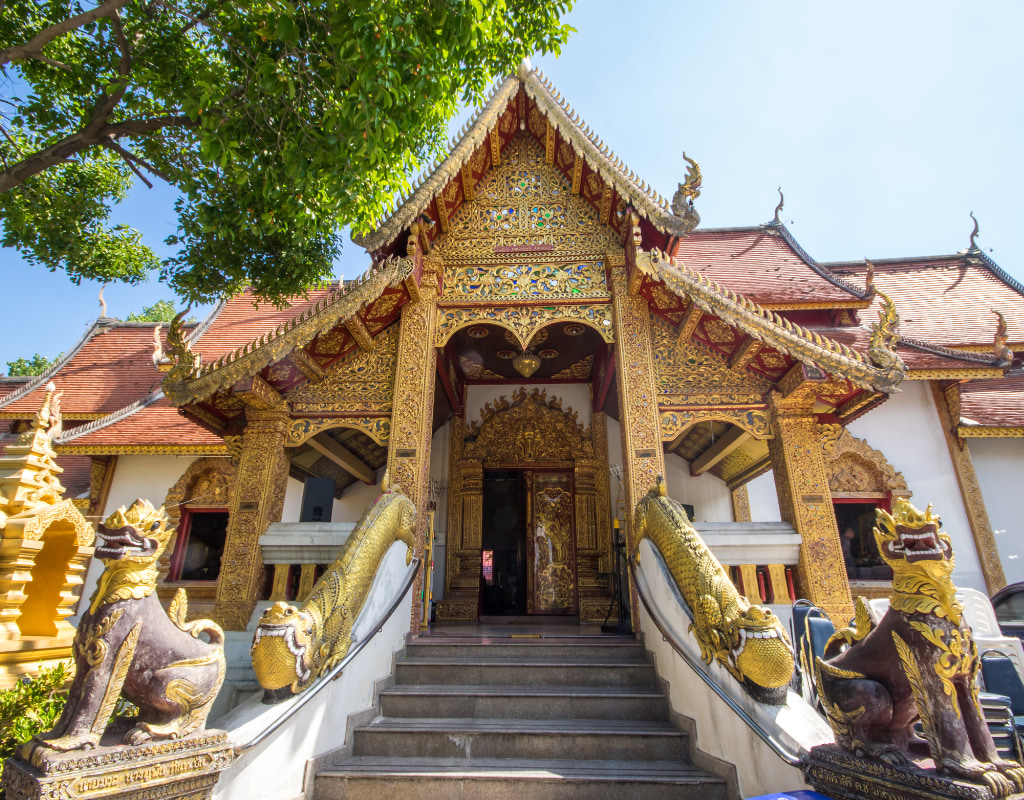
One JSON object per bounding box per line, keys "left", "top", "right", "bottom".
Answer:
{"left": 213, "top": 406, "right": 290, "bottom": 630}
{"left": 386, "top": 255, "right": 440, "bottom": 629}
{"left": 932, "top": 382, "right": 1006, "bottom": 593}
{"left": 731, "top": 485, "right": 752, "bottom": 522}
{"left": 768, "top": 391, "right": 852, "bottom": 621}
{"left": 609, "top": 256, "right": 665, "bottom": 626}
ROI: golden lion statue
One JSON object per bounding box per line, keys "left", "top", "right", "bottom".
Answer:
{"left": 815, "top": 499, "right": 1024, "bottom": 796}
{"left": 26, "top": 500, "right": 224, "bottom": 754}
{"left": 632, "top": 477, "right": 794, "bottom": 704}
{"left": 251, "top": 482, "right": 416, "bottom": 701}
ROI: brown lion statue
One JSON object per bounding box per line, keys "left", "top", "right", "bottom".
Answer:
{"left": 23, "top": 499, "right": 225, "bottom": 755}
{"left": 815, "top": 499, "right": 1024, "bottom": 796}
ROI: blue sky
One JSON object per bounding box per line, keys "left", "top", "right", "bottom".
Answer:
{"left": 2, "top": 0, "right": 1022, "bottom": 368}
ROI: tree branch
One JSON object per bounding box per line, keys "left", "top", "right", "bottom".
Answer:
{"left": 0, "top": 114, "right": 195, "bottom": 192}
{"left": 105, "top": 140, "right": 152, "bottom": 187}
{"left": 0, "top": 0, "right": 134, "bottom": 68}
{"left": 103, "top": 136, "right": 172, "bottom": 184}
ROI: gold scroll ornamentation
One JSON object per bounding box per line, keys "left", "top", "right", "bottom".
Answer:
{"left": 818, "top": 424, "right": 910, "bottom": 496}
{"left": 660, "top": 408, "right": 772, "bottom": 441}
{"left": 445, "top": 262, "right": 608, "bottom": 302}
{"left": 436, "top": 304, "right": 614, "bottom": 349}
{"left": 286, "top": 417, "right": 391, "bottom": 448}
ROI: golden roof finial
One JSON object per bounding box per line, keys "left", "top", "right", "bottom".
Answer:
{"left": 671, "top": 153, "right": 702, "bottom": 217}
{"left": 993, "top": 310, "right": 1013, "bottom": 364}
{"left": 161, "top": 307, "right": 199, "bottom": 386}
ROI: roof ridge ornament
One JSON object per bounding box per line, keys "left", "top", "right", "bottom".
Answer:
{"left": 772, "top": 187, "right": 784, "bottom": 225}
{"left": 969, "top": 211, "right": 980, "bottom": 251}
{"left": 869, "top": 290, "right": 906, "bottom": 373}
{"left": 864, "top": 258, "right": 876, "bottom": 299}
{"left": 670, "top": 152, "right": 702, "bottom": 232}
{"left": 992, "top": 310, "right": 1013, "bottom": 365}
{"left": 98, "top": 284, "right": 109, "bottom": 319}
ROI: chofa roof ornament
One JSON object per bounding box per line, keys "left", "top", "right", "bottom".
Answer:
{"left": 869, "top": 290, "right": 906, "bottom": 373}
{"left": 670, "top": 152, "right": 702, "bottom": 233}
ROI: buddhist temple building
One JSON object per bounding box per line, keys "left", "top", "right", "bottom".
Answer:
{"left": 1, "top": 61, "right": 1021, "bottom": 695}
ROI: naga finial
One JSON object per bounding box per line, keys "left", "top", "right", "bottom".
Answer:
{"left": 864, "top": 258, "right": 876, "bottom": 298}
{"left": 161, "top": 307, "right": 199, "bottom": 386}
{"left": 993, "top": 310, "right": 1013, "bottom": 363}
{"left": 671, "top": 152, "right": 702, "bottom": 216}
{"left": 772, "top": 187, "right": 784, "bottom": 224}
{"left": 869, "top": 290, "right": 905, "bottom": 373}
{"left": 969, "top": 211, "right": 980, "bottom": 251}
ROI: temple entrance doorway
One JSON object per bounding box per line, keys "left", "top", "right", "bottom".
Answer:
{"left": 481, "top": 469, "right": 580, "bottom": 617}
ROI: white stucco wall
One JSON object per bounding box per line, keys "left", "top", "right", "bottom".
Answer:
{"left": 968, "top": 437, "right": 1024, "bottom": 586}
{"left": 663, "top": 450, "right": 732, "bottom": 523}
{"left": 465, "top": 383, "right": 591, "bottom": 427}
{"left": 847, "top": 380, "right": 986, "bottom": 592}
{"left": 281, "top": 476, "right": 303, "bottom": 523}
{"left": 747, "top": 471, "right": 783, "bottom": 522}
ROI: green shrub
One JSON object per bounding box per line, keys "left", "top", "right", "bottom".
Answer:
{"left": 0, "top": 662, "right": 71, "bottom": 792}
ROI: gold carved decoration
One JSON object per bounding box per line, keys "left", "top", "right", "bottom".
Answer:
{"left": 466, "top": 388, "right": 592, "bottom": 464}
{"left": 458, "top": 356, "right": 503, "bottom": 381}
{"left": 435, "top": 304, "right": 615, "bottom": 349}
{"left": 436, "top": 135, "right": 621, "bottom": 265}
{"left": 164, "top": 256, "right": 413, "bottom": 407}
{"left": 531, "top": 475, "right": 576, "bottom": 614}
{"left": 818, "top": 424, "right": 910, "bottom": 496}
{"left": 288, "top": 324, "right": 398, "bottom": 414}
{"left": 930, "top": 383, "right": 1005, "bottom": 594}
{"left": 660, "top": 408, "right": 772, "bottom": 441}
{"left": 551, "top": 354, "right": 594, "bottom": 380}
{"left": 445, "top": 262, "right": 608, "bottom": 301}
{"left": 650, "top": 314, "right": 769, "bottom": 406}
{"left": 286, "top": 417, "right": 391, "bottom": 447}
{"left": 639, "top": 248, "right": 905, "bottom": 394}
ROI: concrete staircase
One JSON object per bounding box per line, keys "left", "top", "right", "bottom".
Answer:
{"left": 315, "top": 634, "right": 729, "bottom": 800}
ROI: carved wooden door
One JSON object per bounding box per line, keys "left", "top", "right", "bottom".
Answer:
{"left": 526, "top": 472, "right": 578, "bottom": 615}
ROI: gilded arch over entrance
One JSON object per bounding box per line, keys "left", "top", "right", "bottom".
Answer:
{"left": 435, "top": 305, "right": 615, "bottom": 350}
{"left": 819, "top": 424, "right": 910, "bottom": 497}
{"left": 438, "top": 388, "right": 614, "bottom": 623}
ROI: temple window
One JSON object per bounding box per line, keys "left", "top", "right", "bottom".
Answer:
{"left": 169, "top": 510, "right": 229, "bottom": 581}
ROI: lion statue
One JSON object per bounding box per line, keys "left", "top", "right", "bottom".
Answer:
{"left": 251, "top": 481, "right": 416, "bottom": 702}
{"left": 815, "top": 499, "right": 1024, "bottom": 796}
{"left": 24, "top": 499, "right": 225, "bottom": 754}
{"left": 632, "top": 477, "right": 794, "bottom": 704}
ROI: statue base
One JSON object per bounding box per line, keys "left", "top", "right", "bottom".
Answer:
{"left": 804, "top": 744, "right": 1020, "bottom": 800}
{"left": 3, "top": 729, "right": 233, "bottom": 800}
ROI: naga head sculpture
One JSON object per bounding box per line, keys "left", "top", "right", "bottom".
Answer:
{"left": 96, "top": 499, "right": 174, "bottom": 565}
{"left": 250, "top": 601, "right": 318, "bottom": 701}
{"left": 875, "top": 498, "right": 961, "bottom": 622}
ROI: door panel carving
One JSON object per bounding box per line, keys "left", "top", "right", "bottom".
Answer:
{"left": 529, "top": 473, "right": 577, "bottom": 615}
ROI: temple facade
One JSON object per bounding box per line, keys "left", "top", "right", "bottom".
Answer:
{"left": 1, "top": 64, "right": 1021, "bottom": 667}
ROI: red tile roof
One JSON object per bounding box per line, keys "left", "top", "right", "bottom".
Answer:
{"left": 56, "top": 455, "right": 93, "bottom": 499}
{"left": 824, "top": 327, "right": 1003, "bottom": 371}
{"left": 831, "top": 254, "right": 1024, "bottom": 348}
{"left": 960, "top": 375, "right": 1024, "bottom": 428}
{"left": 0, "top": 322, "right": 190, "bottom": 416}
{"left": 674, "top": 227, "right": 869, "bottom": 306}
{"left": 56, "top": 393, "right": 224, "bottom": 449}
{"left": 190, "top": 289, "right": 335, "bottom": 364}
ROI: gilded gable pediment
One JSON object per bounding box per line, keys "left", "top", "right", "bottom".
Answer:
{"left": 286, "top": 325, "right": 398, "bottom": 414}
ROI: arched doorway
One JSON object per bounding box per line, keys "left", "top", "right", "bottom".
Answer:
{"left": 436, "top": 387, "right": 613, "bottom": 622}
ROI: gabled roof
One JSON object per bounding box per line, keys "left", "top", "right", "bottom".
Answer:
{"left": 0, "top": 320, "right": 188, "bottom": 418}
{"left": 674, "top": 225, "right": 872, "bottom": 308}
{"left": 55, "top": 391, "right": 226, "bottom": 454}
{"left": 355, "top": 63, "right": 703, "bottom": 256}
{"left": 829, "top": 250, "right": 1024, "bottom": 349}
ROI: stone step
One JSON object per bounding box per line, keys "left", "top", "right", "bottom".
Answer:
{"left": 402, "top": 640, "right": 646, "bottom": 662}
{"left": 379, "top": 684, "right": 668, "bottom": 721}
{"left": 394, "top": 658, "right": 658, "bottom": 688}
{"left": 352, "top": 717, "right": 687, "bottom": 762}
{"left": 315, "top": 757, "right": 727, "bottom": 800}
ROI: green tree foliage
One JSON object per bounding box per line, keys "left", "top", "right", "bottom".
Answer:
{"left": 125, "top": 298, "right": 194, "bottom": 322}
{"left": 0, "top": 661, "right": 70, "bottom": 786}
{"left": 0, "top": 0, "right": 574, "bottom": 304}
{"left": 5, "top": 353, "right": 60, "bottom": 376}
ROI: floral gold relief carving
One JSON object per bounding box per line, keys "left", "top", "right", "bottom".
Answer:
{"left": 436, "top": 304, "right": 614, "bottom": 349}
{"left": 286, "top": 417, "right": 391, "bottom": 447}
{"left": 551, "top": 355, "right": 594, "bottom": 380}
{"left": 818, "top": 425, "right": 909, "bottom": 496}
{"left": 466, "top": 388, "right": 593, "bottom": 464}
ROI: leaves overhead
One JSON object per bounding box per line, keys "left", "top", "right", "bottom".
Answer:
{"left": 0, "top": 0, "right": 574, "bottom": 303}
{"left": 5, "top": 352, "right": 61, "bottom": 376}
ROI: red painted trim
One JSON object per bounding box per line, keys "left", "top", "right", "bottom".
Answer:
{"left": 597, "top": 346, "right": 616, "bottom": 412}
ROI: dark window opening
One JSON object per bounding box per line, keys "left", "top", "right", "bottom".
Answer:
{"left": 170, "top": 510, "right": 229, "bottom": 581}
{"left": 835, "top": 502, "right": 892, "bottom": 581}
